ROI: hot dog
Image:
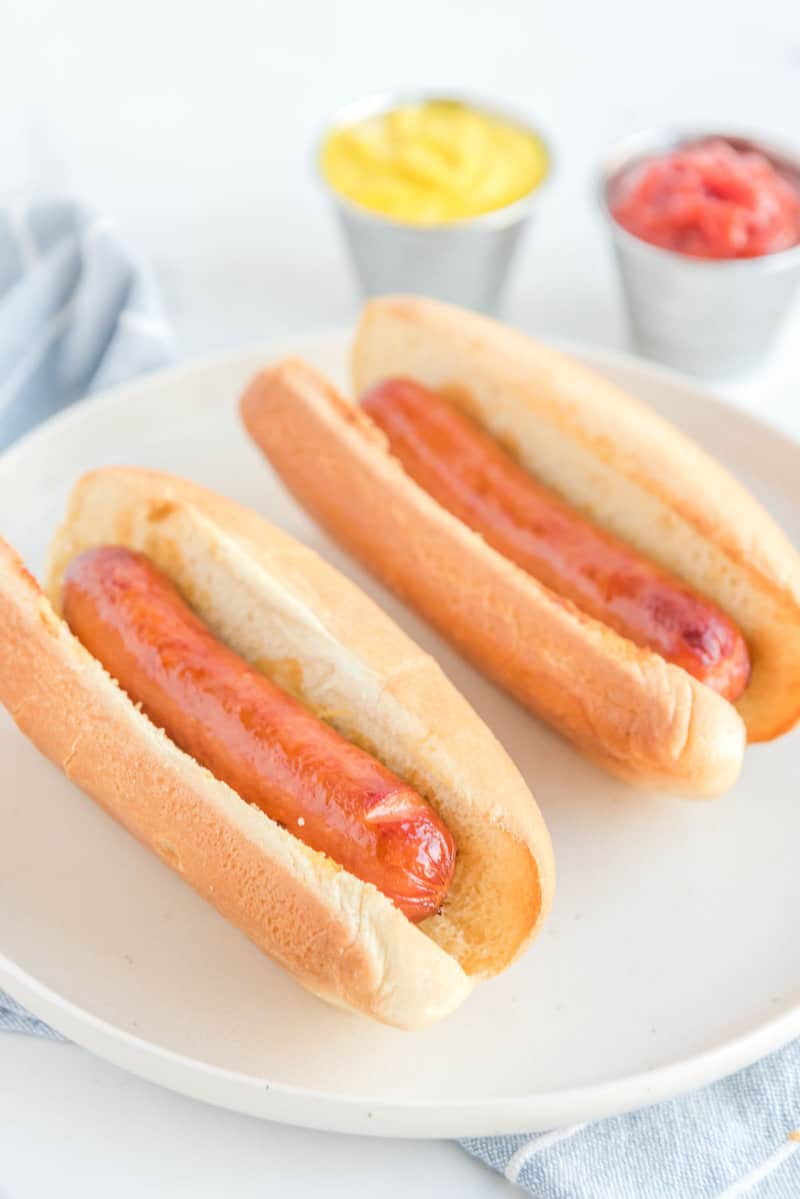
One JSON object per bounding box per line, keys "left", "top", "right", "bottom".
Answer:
{"left": 240, "top": 298, "right": 800, "bottom": 795}
{"left": 62, "top": 545, "right": 455, "bottom": 922}
{"left": 360, "top": 378, "right": 751, "bottom": 702}
{"left": 0, "top": 467, "right": 554, "bottom": 1028}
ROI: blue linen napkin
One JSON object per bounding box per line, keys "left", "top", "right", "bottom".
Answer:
{"left": 0, "top": 991, "right": 64, "bottom": 1041}
{"left": 461, "top": 1042, "right": 800, "bottom": 1196}
{"left": 0, "top": 196, "right": 173, "bottom": 449}
{"left": 1, "top": 196, "right": 798, "bottom": 1199}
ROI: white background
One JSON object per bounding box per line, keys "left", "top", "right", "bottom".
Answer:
{"left": 2, "top": 0, "right": 799, "bottom": 1194}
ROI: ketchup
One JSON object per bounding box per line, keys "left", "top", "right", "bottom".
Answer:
{"left": 611, "top": 139, "right": 800, "bottom": 259}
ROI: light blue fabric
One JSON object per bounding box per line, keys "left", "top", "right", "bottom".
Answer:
{"left": 461, "top": 1041, "right": 800, "bottom": 1196}
{"left": 0, "top": 197, "right": 173, "bottom": 448}
{"left": 0, "top": 992, "right": 65, "bottom": 1041}
{"left": 1, "top": 197, "right": 798, "bottom": 1199}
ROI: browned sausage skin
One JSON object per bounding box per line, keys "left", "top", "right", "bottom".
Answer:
{"left": 62, "top": 546, "right": 456, "bottom": 922}
{"left": 361, "top": 379, "right": 751, "bottom": 703}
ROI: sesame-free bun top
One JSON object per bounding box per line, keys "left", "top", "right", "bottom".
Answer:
{"left": 352, "top": 296, "right": 800, "bottom": 744}
{"left": 241, "top": 358, "right": 746, "bottom": 795}
{"left": 28, "top": 467, "right": 555, "bottom": 1027}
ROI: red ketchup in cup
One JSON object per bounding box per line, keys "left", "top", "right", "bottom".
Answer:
{"left": 611, "top": 139, "right": 800, "bottom": 259}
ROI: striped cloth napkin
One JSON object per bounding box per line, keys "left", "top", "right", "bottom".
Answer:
{"left": 461, "top": 1044, "right": 800, "bottom": 1196}
{"left": 1, "top": 196, "right": 798, "bottom": 1199}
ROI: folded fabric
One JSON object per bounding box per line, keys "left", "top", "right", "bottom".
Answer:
{"left": 0, "top": 196, "right": 173, "bottom": 448}
{"left": 462, "top": 1040, "right": 800, "bottom": 1197}
{"left": 0, "top": 991, "right": 64, "bottom": 1041}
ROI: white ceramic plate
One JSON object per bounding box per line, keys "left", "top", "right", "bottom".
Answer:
{"left": 1, "top": 336, "right": 798, "bottom": 1138}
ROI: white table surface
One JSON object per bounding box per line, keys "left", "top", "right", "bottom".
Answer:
{"left": 2, "top": 0, "right": 799, "bottom": 1194}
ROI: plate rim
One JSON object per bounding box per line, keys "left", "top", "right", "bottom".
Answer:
{"left": 3, "top": 952, "right": 799, "bottom": 1138}
{"left": 1, "top": 331, "right": 798, "bottom": 1137}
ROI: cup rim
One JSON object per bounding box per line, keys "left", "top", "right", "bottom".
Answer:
{"left": 316, "top": 90, "right": 553, "bottom": 232}
{"left": 597, "top": 126, "right": 800, "bottom": 272}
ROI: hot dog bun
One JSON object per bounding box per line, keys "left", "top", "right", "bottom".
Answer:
{"left": 349, "top": 297, "right": 800, "bottom": 744}
{"left": 241, "top": 352, "right": 771, "bottom": 796}
{"left": 0, "top": 467, "right": 553, "bottom": 1029}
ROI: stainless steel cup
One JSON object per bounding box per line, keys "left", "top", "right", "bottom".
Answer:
{"left": 599, "top": 129, "right": 800, "bottom": 377}
{"left": 318, "top": 92, "right": 551, "bottom": 315}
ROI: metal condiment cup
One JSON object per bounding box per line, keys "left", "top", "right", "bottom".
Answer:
{"left": 599, "top": 129, "right": 800, "bottom": 378}
{"left": 318, "top": 92, "right": 552, "bottom": 315}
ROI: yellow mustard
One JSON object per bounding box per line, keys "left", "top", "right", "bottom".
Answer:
{"left": 321, "top": 100, "right": 548, "bottom": 225}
